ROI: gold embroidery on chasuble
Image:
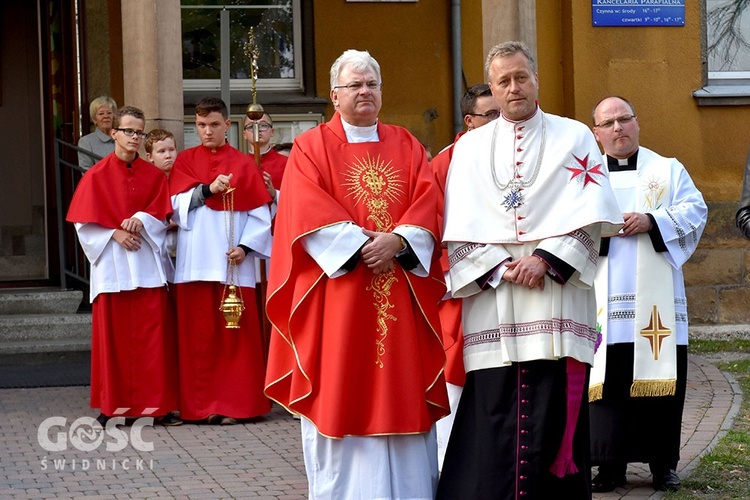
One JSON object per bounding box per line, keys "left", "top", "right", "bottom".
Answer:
{"left": 343, "top": 153, "right": 406, "bottom": 368}
{"left": 640, "top": 305, "right": 672, "bottom": 361}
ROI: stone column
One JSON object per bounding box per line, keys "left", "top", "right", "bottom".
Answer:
{"left": 481, "top": 0, "right": 537, "bottom": 64}
{"left": 120, "top": 0, "right": 184, "bottom": 149}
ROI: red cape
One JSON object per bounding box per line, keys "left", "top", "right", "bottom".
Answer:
{"left": 429, "top": 133, "right": 466, "bottom": 386}
{"left": 66, "top": 153, "right": 172, "bottom": 227}
{"left": 170, "top": 143, "right": 271, "bottom": 211}
{"left": 252, "top": 148, "right": 288, "bottom": 189}
{"left": 265, "top": 112, "right": 449, "bottom": 437}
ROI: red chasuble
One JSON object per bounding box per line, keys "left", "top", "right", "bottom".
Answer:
{"left": 67, "top": 153, "right": 172, "bottom": 226}
{"left": 170, "top": 143, "right": 271, "bottom": 210}
{"left": 265, "top": 112, "right": 449, "bottom": 438}
{"left": 430, "top": 136, "right": 466, "bottom": 387}
{"left": 66, "top": 153, "right": 176, "bottom": 417}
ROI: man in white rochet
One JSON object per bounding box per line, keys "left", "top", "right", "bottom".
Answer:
{"left": 436, "top": 41, "right": 623, "bottom": 500}
{"left": 588, "top": 96, "right": 707, "bottom": 493}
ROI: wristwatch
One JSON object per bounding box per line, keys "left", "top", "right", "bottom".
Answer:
{"left": 395, "top": 235, "right": 408, "bottom": 257}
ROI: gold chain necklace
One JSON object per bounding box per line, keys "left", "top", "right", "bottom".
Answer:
{"left": 490, "top": 113, "right": 547, "bottom": 211}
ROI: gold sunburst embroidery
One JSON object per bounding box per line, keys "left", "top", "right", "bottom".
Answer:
{"left": 643, "top": 175, "right": 665, "bottom": 210}
{"left": 342, "top": 153, "right": 405, "bottom": 367}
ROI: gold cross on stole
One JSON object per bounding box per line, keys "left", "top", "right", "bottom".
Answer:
{"left": 640, "top": 305, "right": 672, "bottom": 361}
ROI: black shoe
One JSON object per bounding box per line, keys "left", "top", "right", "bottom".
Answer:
{"left": 157, "top": 413, "right": 183, "bottom": 427}
{"left": 591, "top": 471, "right": 627, "bottom": 493}
{"left": 652, "top": 469, "right": 680, "bottom": 491}
{"left": 93, "top": 413, "right": 109, "bottom": 431}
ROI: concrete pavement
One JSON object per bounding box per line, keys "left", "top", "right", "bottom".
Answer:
{"left": 0, "top": 354, "right": 741, "bottom": 499}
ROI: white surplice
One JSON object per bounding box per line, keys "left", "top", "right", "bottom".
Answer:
{"left": 75, "top": 212, "right": 169, "bottom": 301}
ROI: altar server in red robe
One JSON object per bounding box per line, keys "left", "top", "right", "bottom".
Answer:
{"left": 67, "top": 106, "right": 179, "bottom": 427}
{"left": 242, "top": 111, "right": 287, "bottom": 204}
{"left": 170, "top": 97, "right": 272, "bottom": 424}
{"left": 265, "top": 49, "right": 449, "bottom": 499}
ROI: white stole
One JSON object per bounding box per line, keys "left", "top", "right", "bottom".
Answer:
{"left": 589, "top": 161, "right": 677, "bottom": 401}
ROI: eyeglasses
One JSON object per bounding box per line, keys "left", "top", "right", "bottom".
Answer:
{"left": 244, "top": 123, "right": 272, "bottom": 132}
{"left": 468, "top": 110, "right": 501, "bottom": 120}
{"left": 333, "top": 81, "right": 382, "bottom": 92}
{"left": 114, "top": 128, "right": 147, "bottom": 139}
{"left": 594, "top": 114, "right": 636, "bottom": 129}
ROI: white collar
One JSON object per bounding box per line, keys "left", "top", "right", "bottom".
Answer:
{"left": 248, "top": 144, "right": 272, "bottom": 155}
{"left": 341, "top": 117, "right": 379, "bottom": 143}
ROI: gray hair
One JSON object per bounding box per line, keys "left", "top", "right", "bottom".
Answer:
{"left": 89, "top": 96, "right": 117, "bottom": 120}
{"left": 485, "top": 41, "right": 537, "bottom": 77}
{"left": 330, "top": 49, "right": 382, "bottom": 90}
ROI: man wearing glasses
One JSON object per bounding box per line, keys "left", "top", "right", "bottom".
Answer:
{"left": 588, "top": 96, "right": 707, "bottom": 493}
{"left": 67, "top": 106, "right": 178, "bottom": 429}
{"left": 265, "top": 49, "right": 448, "bottom": 499}
{"left": 242, "top": 112, "right": 287, "bottom": 204}
{"left": 437, "top": 41, "right": 623, "bottom": 499}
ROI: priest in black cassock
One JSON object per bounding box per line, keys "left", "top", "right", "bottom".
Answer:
{"left": 588, "top": 96, "right": 707, "bottom": 493}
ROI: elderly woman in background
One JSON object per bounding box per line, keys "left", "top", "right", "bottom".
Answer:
{"left": 78, "top": 96, "right": 117, "bottom": 170}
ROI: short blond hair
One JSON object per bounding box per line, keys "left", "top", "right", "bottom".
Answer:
{"left": 89, "top": 96, "right": 117, "bottom": 120}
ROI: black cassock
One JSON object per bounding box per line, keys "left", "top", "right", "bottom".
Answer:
{"left": 589, "top": 344, "right": 688, "bottom": 470}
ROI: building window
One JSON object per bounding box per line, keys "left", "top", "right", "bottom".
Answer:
{"left": 181, "top": 0, "right": 302, "bottom": 92}
{"left": 695, "top": 0, "right": 750, "bottom": 104}
{"left": 707, "top": 0, "right": 750, "bottom": 80}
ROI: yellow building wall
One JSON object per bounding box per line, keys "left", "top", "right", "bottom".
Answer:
{"left": 537, "top": 1, "right": 749, "bottom": 203}
{"left": 461, "top": 2, "right": 487, "bottom": 90}
{"left": 536, "top": 1, "right": 750, "bottom": 325}
{"left": 313, "top": 0, "right": 454, "bottom": 153}
{"left": 312, "top": 0, "right": 748, "bottom": 208}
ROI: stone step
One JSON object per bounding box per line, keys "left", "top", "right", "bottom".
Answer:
{"left": 0, "top": 313, "right": 90, "bottom": 355}
{"left": 0, "top": 288, "right": 83, "bottom": 315}
{"left": 689, "top": 324, "right": 750, "bottom": 340}
{"left": 0, "top": 339, "right": 91, "bottom": 355}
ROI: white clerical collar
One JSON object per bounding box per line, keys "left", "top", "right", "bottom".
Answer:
{"left": 341, "top": 117, "right": 379, "bottom": 143}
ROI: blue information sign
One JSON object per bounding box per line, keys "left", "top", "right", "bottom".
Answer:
{"left": 592, "top": 1, "right": 685, "bottom": 27}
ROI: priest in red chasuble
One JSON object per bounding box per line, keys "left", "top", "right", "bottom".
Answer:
{"left": 264, "top": 50, "right": 449, "bottom": 499}
{"left": 170, "top": 97, "right": 272, "bottom": 424}
{"left": 67, "top": 106, "right": 178, "bottom": 427}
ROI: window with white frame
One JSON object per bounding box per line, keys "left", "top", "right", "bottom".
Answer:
{"left": 181, "top": 0, "right": 302, "bottom": 92}
{"left": 707, "top": 0, "right": 750, "bottom": 82}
